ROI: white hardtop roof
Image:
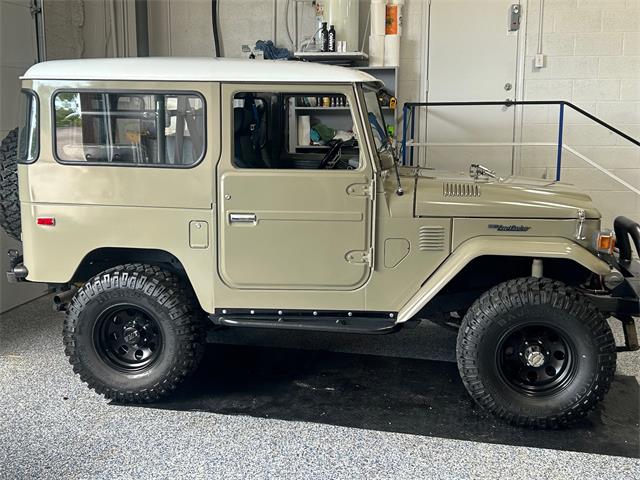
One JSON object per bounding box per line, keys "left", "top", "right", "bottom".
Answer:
{"left": 22, "top": 57, "right": 380, "bottom": 84}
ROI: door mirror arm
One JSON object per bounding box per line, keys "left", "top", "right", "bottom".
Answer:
{"left": 379, "top": 142, "right": 404, "bottom": 196}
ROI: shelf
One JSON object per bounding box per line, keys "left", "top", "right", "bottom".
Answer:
{"left": 294, "top": 106, "right": 350, "bottom": 111}
{"left": 293, "top": 106, "right": 394, "bottom": 111}
{"left": 295, "top": 144, "right": 360, "bottom": 150}
{"left": 356, "top": 66, "right": 399, "bottom": 71}
{"left": 293, "top": 51, "right": 369, "bottom": 62}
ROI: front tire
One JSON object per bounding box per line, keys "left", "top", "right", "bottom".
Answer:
{"left": 457, "top": 277, "right": 616, "bottom": 428}
{"left": 63, "top": 264, "right": 206, "bottom": 403}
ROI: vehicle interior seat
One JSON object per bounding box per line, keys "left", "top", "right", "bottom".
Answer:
{"left": 233, "top": 94, "right": 271, "bottom": 168}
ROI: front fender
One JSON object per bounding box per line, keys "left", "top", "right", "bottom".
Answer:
{"left": 396, "top": 236, "right": 611, "bottom": 323}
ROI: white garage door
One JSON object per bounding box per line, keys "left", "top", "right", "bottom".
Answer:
{"left": 422, "top": 0, "right": 521, "bottom": 176}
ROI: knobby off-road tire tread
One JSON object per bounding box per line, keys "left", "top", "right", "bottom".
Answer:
{"left": 457, "top": 277, "right": 617, "bottom": 429}
{"left": 63, "top": 263, "right": 206, "bottom": 403}
{"left": 0, "top": 128, "right": 21, "bottom": 241}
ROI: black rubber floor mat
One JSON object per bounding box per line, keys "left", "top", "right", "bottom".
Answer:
{"left": 142, "top": 344, "right": 639, "bottom": 458}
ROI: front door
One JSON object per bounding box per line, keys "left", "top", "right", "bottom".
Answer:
{"left": 217, "top": 84, "right": 374, "bottom": 291}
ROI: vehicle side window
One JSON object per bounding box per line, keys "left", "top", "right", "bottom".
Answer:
{"left": 53, "top": 91, "right": 205, "bottom": 166}
{"left": 232, "top": 92, "right": 360, "bottom": 170}
{"left": 17, "top": 90, "right": 39, "bottom": 164}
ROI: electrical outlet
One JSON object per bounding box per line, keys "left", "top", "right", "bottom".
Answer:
{"left": 534, "top": 54, "right": 546, "bottom": 69}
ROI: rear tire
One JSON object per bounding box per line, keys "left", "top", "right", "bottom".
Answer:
{"left": 63, "top": 264, "right": 206, "bottom": 403}
{"left": 0, "top": 128, "right": 21, "bottom": 241}
{"left": 457, "top": 277, "right": 616, "bottom": 428}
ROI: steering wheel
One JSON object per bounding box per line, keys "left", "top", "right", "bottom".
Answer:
{"left": 318, "top": 139, "right": 344, "bottom": 169}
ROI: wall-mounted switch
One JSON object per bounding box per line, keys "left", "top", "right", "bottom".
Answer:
{"left": 534, "top": 53, "right": 545, "bottom": 68}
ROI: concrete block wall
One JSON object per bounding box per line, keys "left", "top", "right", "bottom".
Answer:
{"left": 521, "top": 0, "right": 640, "bottom": 227}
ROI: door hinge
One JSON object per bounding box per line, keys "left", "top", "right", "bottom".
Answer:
{"left": 346, "top": 248, "right": 373, "bottom": 266}
{"left": 347, "top": 181, "right": 374, "bottom": 200}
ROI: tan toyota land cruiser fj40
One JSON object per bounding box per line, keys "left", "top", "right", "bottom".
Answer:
{"left": 3, "top": 57, "right": 639, "bottom": 428}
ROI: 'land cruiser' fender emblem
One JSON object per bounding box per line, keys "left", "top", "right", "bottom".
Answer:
{"left": 488, "top": 224, "right": 531, "bottom": 232}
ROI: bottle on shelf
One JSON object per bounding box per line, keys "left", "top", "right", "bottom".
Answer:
{"left": 320, "top": 22, "right": 329, "bottom": 52}
{"left": 328, "top": 25, "right": 336, "bottom": 53}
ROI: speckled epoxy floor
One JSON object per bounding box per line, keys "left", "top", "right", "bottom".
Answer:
{"left": 1, "top": 295, "right": 639, "bottom": 479}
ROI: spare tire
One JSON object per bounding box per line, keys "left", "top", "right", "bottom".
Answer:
{"left": 0, "top": 128, "right": 21, "bottom": 241}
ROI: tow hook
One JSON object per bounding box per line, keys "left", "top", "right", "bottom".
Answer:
{"left": 6, "top": 249, "right": 28, "bottom": 283}
{"left": 618, "top": 316, "right": 640, "bottom": 352}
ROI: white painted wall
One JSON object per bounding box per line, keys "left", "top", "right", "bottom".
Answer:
{"left": 0, "top": 0, "right": 46, "bottom": 312}
{"left": 521, "top": 0, "right": 640, "bottom": 227}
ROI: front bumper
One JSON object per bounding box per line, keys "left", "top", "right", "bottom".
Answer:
{"left": 582, "top": 216, "right": 640, "bottom": 351}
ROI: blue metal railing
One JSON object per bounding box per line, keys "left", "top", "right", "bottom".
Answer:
{"left": 400, "top": 100, "right": 640, "bottom": 181}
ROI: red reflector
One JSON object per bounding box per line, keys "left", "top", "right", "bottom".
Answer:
{"left": 37, "top": 217, "right": 55, "bottom": 226}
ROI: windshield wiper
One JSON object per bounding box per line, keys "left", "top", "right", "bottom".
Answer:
{"left": 393, "top": 158, "right": 404, "bottom": 196}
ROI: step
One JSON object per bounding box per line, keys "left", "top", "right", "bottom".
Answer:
{"left": 209, "top": 312, "right": 400, "bottom": 335}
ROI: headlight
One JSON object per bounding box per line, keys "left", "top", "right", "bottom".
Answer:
{"left": 603, "top": 269, "right": 625, "bottom": 290}
{"left": 593, "top": 230, "right": 616, "bottom": 254}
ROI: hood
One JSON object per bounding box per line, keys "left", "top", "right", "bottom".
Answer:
{"left": 410, "top": 169, "right": 600, "bottom": 219}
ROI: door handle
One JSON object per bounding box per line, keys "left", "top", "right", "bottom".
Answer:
{"left": 229, "top": 213, "right": 257, "bottom": 224}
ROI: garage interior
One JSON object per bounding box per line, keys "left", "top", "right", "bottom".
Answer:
{"left": 1, "top": 0, "right": 639, "bottom": 477}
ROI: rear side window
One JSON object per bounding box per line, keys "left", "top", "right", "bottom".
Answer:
{"left": 17, "top": 90, "right": 39, "bottom": 164}
{"left": 53, "top": 91, "right": 205, "bottom": 166}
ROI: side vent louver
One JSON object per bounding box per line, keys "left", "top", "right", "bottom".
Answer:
{"left": 443, "top": 182, "right": 481, "bottom": 197}
{"left": 419, "top": 226, "right": 446, "bottom": 251}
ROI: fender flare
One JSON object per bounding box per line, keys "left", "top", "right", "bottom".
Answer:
{"left": 396, "top": 236, "right": 611, "bottom": 323}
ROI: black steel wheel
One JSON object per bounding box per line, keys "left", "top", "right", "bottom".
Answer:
{"left": 94, "top": 305, "right": 164, "bottom": 372}
{"left": 457, "top": 277, "right": 617, "bottom": 428}
{"left": 497, "top": 323, "right": 576, "bottom": 396}
{"left": 64, "top": 264, "right": 206, "bottom": 403}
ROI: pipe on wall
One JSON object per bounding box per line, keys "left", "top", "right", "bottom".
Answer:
{"left": 109, "top": 0, "right": 118, "bottom": 56}
{"left": 272, "top": 0, "right": 277, "bottom": 44}
{"left": 211, "top": 0, "right": 221, "bottom": 56}
{"left": 135, "top": 0, "right": 149, "bottom": 56}
{"left": 536, "top": 0, "right": 545, "bottom": 55}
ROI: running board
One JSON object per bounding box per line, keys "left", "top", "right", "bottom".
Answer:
{"left": 209, "top": 314, "right": 404, "bottom": 335}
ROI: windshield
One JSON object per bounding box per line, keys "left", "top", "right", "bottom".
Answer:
{"left": 363, "top": 85, "right": 394, "bottom": 170}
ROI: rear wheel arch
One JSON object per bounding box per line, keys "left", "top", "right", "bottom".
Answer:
{"left": 68, "top": 247, "right": 202, "bottom": 309}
